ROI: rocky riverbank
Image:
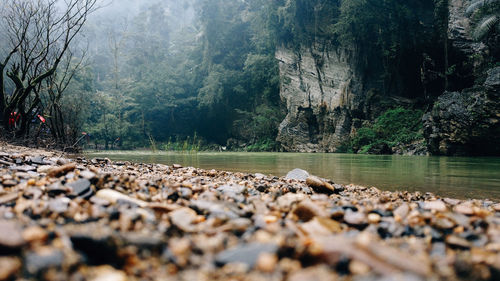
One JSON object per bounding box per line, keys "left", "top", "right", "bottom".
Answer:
{"left": 1, "top": 143, "right": 500, "bottom": 280}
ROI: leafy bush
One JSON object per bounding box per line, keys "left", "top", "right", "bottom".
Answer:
{"left": 351, "top": 107, "right": 424, "bottom": 154}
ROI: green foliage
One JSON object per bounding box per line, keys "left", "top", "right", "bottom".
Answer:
{"left": 467, "top": 0, "right": 500, "bottom": 40}
{"left": 351, "top": 107, "right": 424, "bottom": 154}
{"left": 246, "top": 138, "right": 280, "bottom": 152}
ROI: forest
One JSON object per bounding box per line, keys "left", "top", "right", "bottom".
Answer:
{"left": 0, "top": 0, "right": 499, "bottom": 154}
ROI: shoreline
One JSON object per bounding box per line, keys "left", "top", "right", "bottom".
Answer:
{"left": 1, "top": 143, "right": 500, "bottom": 280}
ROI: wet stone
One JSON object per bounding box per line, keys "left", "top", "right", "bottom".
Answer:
{"left": 215, "top": 243, "right": 278, "bottom": 267}
{"left": 80, "top": 170, "right": 96, "bottom": 180}
{"left": 422, "top": 200, "right": 447, "bottom": 212}
{"left": 48, "top": 197, "right": 70, "bottom": 213}
{"left": 306, "top": 176, "right": 335, "bottom": 194}
{"left": 67, "top": 178, "right": 92, "bottom": 198}
{"left": 25, "top": 247, "right": 64, "bottom": 275}
{"left": 10, "top": 165, "right": 36, "bottom": 172}
{"left": 0, "top": 193, "right": 18, "bottom": 205}
{"left": 344, "top": 210, "right": 367, "bottom": 226}
{"left": 47, "top": 163, "right": 76, "bottom": 178}
{"left": 28, "top": 156, "right": 47, "bottom": 165}
{"left": 0, "top": 220, "right": 26, "bottom": 250}
{"left": 285, "top": 168, "right": 309, "bottom": 181}
{"left": 0, "top": 257, "right": 21, "bottom": 280}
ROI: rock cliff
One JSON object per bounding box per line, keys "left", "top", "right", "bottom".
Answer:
{"left": 276, "top": 44, "right": 364, "bottom": 152}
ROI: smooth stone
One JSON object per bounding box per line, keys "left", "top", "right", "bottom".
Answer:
{"left": 292, "top": 200, "right": 325, "bottom": 222}
{"left": 0, "top": 193, "right": 18, "bottom": 205}
{"left": 89, "top": 265, "right": 127, "bottom": 281}
{"left": 446, "top": 235, "right": 471, "bottom": 249}
{"left": 67, "top": 178, "right": 92, "bottom": 198}
{"left": 344, "top": 210, "right": 367, "bottom": 226}
{"left": 48, "top": 198, "right": 70, "bottom": 213}
{"left": 367, "top": 213, "right": 381, "bottom": 224}
{"left": 0, "top": 257, "right": 21, "bottom": 280}
{"left": 215, "top": 243, "right": 278, "bottom": 267}
{"left": 37, "top": 165, "right": 55, "bottom": 173}
{"left": 285, "top": 168, "right": 309, "bottom": 181}
{"left": 9, "top": 165, "right": 36, "bottom": 172}
{"left": 22, "top": 226, "right": 48, "bottom": 243}
{"left": 1, "top": 180, "right": 17, "bottom": 187}
{"left": 256, "top": 252, "right": 278, "bottom": 273}
{"left": 79, "top": 170, "right": 96, "bottom": 180}
{"left": 422, "top": 201, "right": 447, "bottom": 212}
{"left": 95, "top": 189, "right": 147, "bottom": 207}
{"left": 28, "top": 156, "right": 46, "bottom": 165}
{"left": 47, "top": 163, "right": 76, "bottom": 178}
{"left": 25, "top": 248, "right": 64, "bottom": 275}
{"left": 0, "top": 220, "right": 26, "bottom": 249}
{"left": 306, "top": 176, "right": 335, "bottom": 194}
{"left": 170, "top": 207, "right": 198, "bottom": 232}
{"left": 454, "top": 203, "right": 474, "bottom": 215}
{"left": 47, "top": 182, "right": 70, "bottom": 196}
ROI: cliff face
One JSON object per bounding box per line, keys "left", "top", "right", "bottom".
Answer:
{"left": 422, "top": 0, "right": 500, "bottom": 156}
{"left": 276, "top": 44, "right": 363, "bottom": 152}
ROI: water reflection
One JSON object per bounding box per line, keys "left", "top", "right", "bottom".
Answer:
{"left": 85, "top": 151, "right": 500, "bottom": 200}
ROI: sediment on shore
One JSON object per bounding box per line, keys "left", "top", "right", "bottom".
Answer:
{"left": 1, "top": 142, "right": 500, "bottom": 280}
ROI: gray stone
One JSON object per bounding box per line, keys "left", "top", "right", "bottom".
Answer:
{"left": 215, "top": 243, "right": 278, "bottom": 267}
{"left": 285, "top": 168, "right": 309, "bottom": 181}
{"left": 25, "top": 248, "right": 64, "bottom": 275}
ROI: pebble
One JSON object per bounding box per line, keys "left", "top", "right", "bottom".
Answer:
{"left": 47, "top": 163, "right": 76, "bottom": 177}
{"left": 0, "top": 193, "right": 18, "bottom": 205}
{"left": 367, "top": 213, "right": 381, "bottom": 224}
{"left": 256, "top": 252, "right": 278, "bottom": 273}
{"left": 0, "top": 257, "right": 21, "bottom": 280}
{"left": 95, "top": 189, "right": 147, "bottom": 207}
{"left": 25, "top": 247, "right": 64, "bottom": 275}
{"left": 306, "top": 176, "right": 335, "bottom": 194}
{"left": 344, "top": 210, "right": 367, "bottom": 226}
{"left": 0, "top": 220, "right": 25, "bottom": 249}
{"left": 422, "top": 200, "right": 447, "bottom": 212}
{"left": 90, "top": 265, "right": 127, "bottom": 281}
{"left": 285, "top": 168, "right": 309, "bottom": 181}
{"left": 215, "top": 243, "right": 278, "bottom": 267}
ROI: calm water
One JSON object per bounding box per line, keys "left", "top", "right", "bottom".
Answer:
{"left": 85, "top": 151, "right": 500, "bottom": 200}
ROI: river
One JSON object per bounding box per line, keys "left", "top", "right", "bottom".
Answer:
{"left": 84, "top": 151, "right": 500, "bottom": 200}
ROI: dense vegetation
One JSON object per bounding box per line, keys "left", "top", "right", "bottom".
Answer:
{"left": 0, "top": 0, "right": 498, "bottom": 153}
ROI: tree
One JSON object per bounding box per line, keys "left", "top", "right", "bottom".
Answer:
{"left": 0, "top": 0, "right": 98, "bottom": 137}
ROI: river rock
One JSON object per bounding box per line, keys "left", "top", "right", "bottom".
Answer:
{"left": 285, "top": 169, "right": 309, "bottom": 181}
{"left": 0, "top": 193, "right": 18, "bottom": 205}
{"left": 344, "top": 210, "right": 367, "bottom": 226}
{"left": 25, "top": 247, "right": 64, "bottom": 275}
{"left": 67, "top": 178, "right": 93, "bottom": 198}
{"left": 215, "top": 243, "right": 278, "bottom": 267}
{"left": 47, "top": 163, "right": 76, "bottom": 177}
{"left": 454, "top": 202, "right": 474, "bottom": 215}
{"left": 0, "top": 220, "right": 26, "bottom": 250}
{"left": 95, "top": 189, "right": 147, "bottom": 207}
{"left": 89, "top": 265, "right": 127, "bottom": 281}
{"left": 422, "top": 201, "right": 447, "bottom": 212}
{"left": 170, "top": 207, "right": 198, "bottom": 232}
{"left": 0, "top": 257, "right": 21, "bottom": 280}
{"left": 306, "top": 176, "right": 335, "bottom": 194}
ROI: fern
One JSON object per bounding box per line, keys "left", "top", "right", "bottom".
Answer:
{"left": 466, "top": 0, "right": 499, "bottom": 16}
{"left": 473, "top": 15, "right": 499, "bottom": 39}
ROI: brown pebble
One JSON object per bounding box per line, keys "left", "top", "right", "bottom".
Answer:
{"left": 306, "top": 176, "right": 335, "bottom": 194}
{"left": 0, "top": 257, "right": 21, "bottom": 280}
{"left": 454, "top": 203, "right": 474, "bottom": 215}
{"left": 22, "top": 226, "right": 48, "bottom": 243}
{"left": 256, "top": 252, "right": 278, "bottom": 273}
{"left": 367, "top": 213, "right": 381, "bottom": 224}
{"left": 47, "top": 163, "right": 76, "bottom": 178}
{"left": 0, "top": 193, "right": 18, "bottom": 205}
